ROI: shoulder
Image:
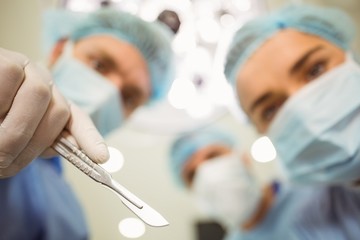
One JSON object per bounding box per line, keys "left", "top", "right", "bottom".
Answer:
{"left": 291, "top": 185, "right": 360, "bottom": 239}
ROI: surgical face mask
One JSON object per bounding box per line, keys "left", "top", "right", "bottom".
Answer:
{"left": 268, "top": 54, "right": 360, "bottom": 184}
{"left": 192, "top": 153, "right": 262, "bottom": 230}
{"left": 52, "top": 42, "right": 123, "bottom": 136}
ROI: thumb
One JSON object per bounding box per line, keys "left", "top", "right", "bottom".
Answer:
{"left": 67, "top": 103, "right": 109, "bottom": 163}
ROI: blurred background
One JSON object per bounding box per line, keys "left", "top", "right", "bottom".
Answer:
{"left": 0, "top": 0, "right": 359, "bottom": 239}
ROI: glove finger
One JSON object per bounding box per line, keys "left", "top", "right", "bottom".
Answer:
{"left": 66, "top": 104, "right": 109, "bottom": 164}
{"left": 0, "top": 52, "right": 27, "bottom": 116}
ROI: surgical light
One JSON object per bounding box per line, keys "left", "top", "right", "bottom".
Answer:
{"left": 99, "top": 147, "right": 124, "bottom": 173}
{"left": 250, "top": 136, "right": 277, "bottom": 163}
{"left": 118, "top": 218, "right": 146, "bottom": 238}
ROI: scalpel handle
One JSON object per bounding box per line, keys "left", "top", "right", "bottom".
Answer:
{"left": 52, "top": 137, "right": 142, "bottom": 209}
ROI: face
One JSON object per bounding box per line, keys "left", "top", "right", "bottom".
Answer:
{"left": 236, "top": 29, "right": 346, "bottom": 133}
{"left": 182, "top": 144, "right": 232, "bottom": 187}
{"left": 72, "top": 35, "right": 151, "bottom": 117}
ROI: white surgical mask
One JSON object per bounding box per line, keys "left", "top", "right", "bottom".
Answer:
{"left": 192, "top": 153, "right": 261, "bottom": 230}
{"left": 52, "top": 42, "right": 123, "bottom": 136}
{"left": 268, "top": 54, "right": 360, "bottom": 184}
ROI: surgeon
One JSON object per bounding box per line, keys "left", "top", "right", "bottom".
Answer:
{"left": 0, "top": 9, "right": 174, "bottom": 240}
{"left": 169, "top": 127, "right": 261, "bottom": 230}
{"left": 169, "top": 127, "right": 360, "bottom": 240}
{"left": 224, "top": 3, "right": 360, "bottom": 184}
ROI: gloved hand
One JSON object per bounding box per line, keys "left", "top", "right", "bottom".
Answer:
{"left": 0, "top": 48, "right": 109, "bottom": 178}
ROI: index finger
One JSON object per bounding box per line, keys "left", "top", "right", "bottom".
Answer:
{"left": 66, "top": 104, "right": 109, "bottom": 164}
{"left": 0, "top": 51, "right": 28, "bottom": 115}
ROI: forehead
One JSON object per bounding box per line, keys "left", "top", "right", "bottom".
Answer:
{"left": 74, "top": 35, "right": 151, "bottom": 91}
{"left": 236, "top": 29, "right": 333, "bottom": 112}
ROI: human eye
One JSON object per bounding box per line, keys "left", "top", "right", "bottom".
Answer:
{"left": 89, "top": 57, "right": 110, "bottom": 75}
{"left": 306, "top": 60, "right": 327, "bottom": 81}
{"left": 259, "top": 98, "right": 285, "bottom": 124}
{"left": 260, "top": 105, "right": 279, "bottom": 123}
{"left": 186, "top": 170, "right": 196, "bottom": 186}
{"left": 205, "top": 151, "right": 220, "bottom": 160}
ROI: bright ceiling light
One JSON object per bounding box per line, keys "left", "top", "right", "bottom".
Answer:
{"left": 172, "top": 31, "right": 197, "bottom": 54}
{"left": 99, "top": 147, "right": 124, "bottom": 173}
{"left": 67, "top": 0, "right": 97, "bottom": 12}
{"left": 196, "top": 18, "right": 221, "bottom": 43}
{"left": 232, "top": 0, "right": 252, "bottom": 11}
{"left": 185, "top": 46, "right": 211, "bottom": 74}
{"left": 118, "top": 2, "right": 139, "bottom": 15}
{"left": 118, "top": 218, "right": 146, "bottom": 238}
{"left": 168, "top": 78, "right": 197, "bottom": 109}
{"left": 250, "top": 136, "right": 277, "bottom": 163}
{"left": 220, "top": 13, "right": 236, "bottom": 28}
{"left": 186, "top": 96, "right": 213, "bottom": 119}
{"left": 207, "top": 79, "right": 233, "bottom": 106}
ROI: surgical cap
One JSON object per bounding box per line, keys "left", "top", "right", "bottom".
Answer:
{"left": 42, "top": 9, "right": 86, "bottom": 57}
{"left": 224, "top": 4, "right": 356, "bottom": 87}
{"left": 70, "top": 9, "right": 175, "bottom": 102}
{"left": 169, "top": 128, "right": 236, "bottom": 187}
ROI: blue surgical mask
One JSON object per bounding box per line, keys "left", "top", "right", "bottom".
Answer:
{"left": 268, "top": 54, "right": 360, "bottom": 184}
{"left": 192, "top": 153, "right": 261, "bottom": 230}
{"left": 52, "top": 42, "right": 123, "bottom": 136}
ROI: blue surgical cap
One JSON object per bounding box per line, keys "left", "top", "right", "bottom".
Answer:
{"left": 224, "top": 4, "right": 356, "bottom": 87}
{"left": 42, "top": 9, "right": 86, "bottom": 57}
{"left": 169, "top": 128, "right": 236, "bottom": 187}
{"left": 70, "top": 9, "right": 175, "bottom": 102}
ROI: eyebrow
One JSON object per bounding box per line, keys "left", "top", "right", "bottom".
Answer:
{"left": 101, "top": 52, "right": 118, "bottom": 70}
{"left": 90, "top": 47, "right": 118, "bottom": 69}
{"left": 289, "top": 45, "right": 324, "bottom": 75}
{"left": 249, "top": 92, "right": 273, "bottom": 114}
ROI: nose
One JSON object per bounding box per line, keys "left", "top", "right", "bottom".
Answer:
{"left": 286, "top": 81, "right": 306, "bottom": 97}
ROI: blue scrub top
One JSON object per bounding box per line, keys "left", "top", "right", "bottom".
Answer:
{"left": 225, "top": 183, "right": 360, "bottom": 240}
{"left": 0, "top": 157, "right": 88, "bottom": 240}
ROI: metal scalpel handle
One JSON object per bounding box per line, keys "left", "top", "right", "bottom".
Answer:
{"left": 53, "top": 137, "right": 142, "bottom": 208}
{"left": 52, "top": 137, "right": 169, "bottom": 227}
